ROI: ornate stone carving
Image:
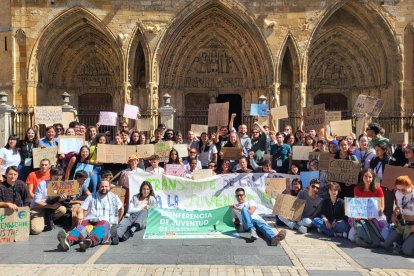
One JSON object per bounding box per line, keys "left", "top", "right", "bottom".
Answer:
{"left": 117, "top": 33, "right": 128, "bottom": 47}
{"left": 142, "top": 23, "right": 166, "bottom": 34}
{"left": 263, "top": 19, "right": 276, "bottom": 29}
{"left": 15, "top": 29, "right": 26, "bottom": 45}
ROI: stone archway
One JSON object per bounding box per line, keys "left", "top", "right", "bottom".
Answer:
{"left": 157, "top": 0, "right": 274, "bottom": 124}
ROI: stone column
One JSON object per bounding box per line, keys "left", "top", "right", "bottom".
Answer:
{"left": 158, "top": 93, "right": 175, "bottom": 129}
{"left": 269, "top": 83, "right": 280, "bottom": 107}
{"left": 0, "top": 92, "right": 14, "bottom": 146}
{"left": 61, "top": 92, "right": 77, "bottom": 122}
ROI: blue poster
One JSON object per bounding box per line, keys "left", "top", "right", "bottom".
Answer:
{"left": 250, "top": 104, "right": 269, "bottom": 117}
{"left": 345, "top": 197, "right": 380, "bottom": 219}
{"left": 73, "top": 163, "right": 94, "bottom": 190}
{"left": 300, "top": 171, "right": 320, "bottom": 188}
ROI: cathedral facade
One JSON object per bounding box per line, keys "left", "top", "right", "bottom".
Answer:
{"left": 1, "top": 0, "right": 413, "bottom": 128}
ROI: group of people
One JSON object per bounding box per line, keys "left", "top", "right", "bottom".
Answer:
{"left": 0, "top": 115, "right": 413, "bottom": 256}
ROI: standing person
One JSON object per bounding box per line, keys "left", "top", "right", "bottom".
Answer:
{"left": 57, "top": 180, "right": 124, "bottom": 251}
{"left": 184, "top": 130, "right": 199, "bottom": 149}
{"left": 89, "top": 134, "right": 106, "bottom": 193}
{"left": 198, "top": 132, "right": 217, "bottom": 169}
{"left": 334, "top": 139, "right": 358, "bottom": 198}
{"left": 183, "top": 147, "right": 202, "bottom": 170}
{"left": 313, "top": 182, "right": 350, "bottom": 238}
{"left": 18, "top": 128, "right": 39, "bottom": 181}
{"left": 129, "top": 131, "right": 140, "bottom": 145}
{"left": 26, "top": 159, "right": 51, "bottom": 198}
{"left": 0, "top": 166, "right": 31, "bottom": 209}
{"left": 231, "top": 188, "right": 287, "bottom": 245}
{"left": 163, "top": 129, "right": 175, "bottom": 141}
{"left": 250, "top": 122, "right": 267, "bottom": 166}
{"left": 65, "top": 146, "right": 90, "bottom": 181}
{"left": 0, "top": 135, "right": 21, "bottom": 182}
{"left": 53, "top": 123, "right": 64, "bottom": 137}
{"left": 39, "top": 126, "right": 58, "bottom": 148}
{"left": 117, "top": 181, "right": 156, "bottom": 241}
{"left": 353, "top": 134, "right": 376, "bottom": 170}
{"left": 85, "top": 126, "right": 98, "bottom": 147}
{"left": 175, "top": 131, "right": 184, "bottom": 144}
{"left": 366, "top": 123, "right": 390, "bottom": 148}
{"left": 167, "top": 149, "right": 182, "bottom": 165}
{"left": 404, "top": 145, "right": 414, "bottom": 168}
{"left": 221, "top": 132, "right": 242, "bottom": 170}
{"left": 150, "top": 129, "right": 164, "bottom": 144}
{"left": 235, "top": 157, "right": 253, "bottom": 173}
{"left": 270, "top": 132, "right": 292, "bottom": 173}
{"left": 120, "top": 130, "right": 130, "bottom": 145}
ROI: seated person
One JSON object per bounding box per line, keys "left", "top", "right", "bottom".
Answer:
{"left": 235, "top": 157, "right": 253, "bottom": 173}
{"left": 145, "top": 154, "right": 164, "bottom": 174}
{"left": 384, "top": 176, "right": 414, "bottom": 256}
{"left": 185, "top": 157, "right": 199, "bottom": 179}
{"left": 57, "top": 180, "right": 124, "bottom": 251}
{"left": 0, "top": 166, "right": 31, "bottom": 210}
{"left": 289, "top": 178, "right": 303, "bottom": 196}
{"left": 313, "top": 182, "right": 350, "bottom": 238}
{"left": 278, "top": 179, "right": 322, "bottom": 234}
{"left": 68, "top": 170, "right": 91, "bottom": 227}
{"left": 26, "top": 158, "right": 51, "bottom": 198}
{"left": 117, "top": 181, "right": 156, "bottom": 241}
{"left": 30, "top": 167, "right": 68, "bottom": 235}
{"left": 231, "top": 188, "right": 286, "bottom": 246}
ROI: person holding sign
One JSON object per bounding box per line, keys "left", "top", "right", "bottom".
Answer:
{"left": 39, "top": 126, "right": 58, "bottom": 148}
{"left": 26, "top": 159, "right": 51, "bottom": 198}
{"left": 231, "top": 188, "right": 287, "bottom": 246}
{"left": 145, "top": 155, "right": 164, "bottom": 174}
{"left": 334, "top": 139, "right": 358, "bottom": 198}
{"left": 250, "top": 121, "right": 267, "bottom": 166}
{"left": 366, "top": 123, "right": 390, "bottom": 148}
{"left": 384, "top": 176, "right": 414, "bottom": 256}
{"left": 65, "top": 146, "right": 90, "bottom": 182}
{"left": 270, "top": 132, "right": 292, "bottom": 174}
{"left": 119, "top": 155, "right": 145, "bottom": 189}
{"left": 0, "top": 166, "right": 31, "bottom": 210}
{"left": 0, "top": 135, "right": 21, "bottom": 182}
{"left": 198, "top": 132, "right": 218, "bottom": 169}
{"left": 353, "top": 134, "right": 376, "bottom": 170}
{"left": 167, "top": 149, "right": 182, "bottom": 165}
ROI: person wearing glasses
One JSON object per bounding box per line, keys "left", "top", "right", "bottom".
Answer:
{"left": 278, "top": 179, "right": 322, "bottom": 234}
{"left": 163, "top": 129, "right": 175, "bottom": 142}
{"left": 250, "top": 122, "right": 267, "bottom": 166}
{"left": 231, "top": 188, "right": 287, "bottom": 245}
{"left": 183, "top": 147, "right": 202, "bottom": 171}
{"left": 53, "top": 123, "right": 64, "bottom": 137}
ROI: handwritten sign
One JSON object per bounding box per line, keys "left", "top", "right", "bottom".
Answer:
{"left": 300, "top": 171, "right": 320, "bottom": 188}
{"left": 137, "top": 118, "right": 155, "bottom": 131}
{"left": 292, "top": 146, "right": 313, "bottom": 160}
{"left": 34, "top": 106, "right": 62, "bottom": 126}
{"left": 32, "top": 146, "right": 58, "bottom": 168}
{"left": 221, "top": 147, "right": 242, "bottom": 160}
{"left": 136, "top": 144, "right": 155, "bottom": 159}
{"left": 173, "top": 144, "right": 189, "bottom": 158}
{"left": 345, "top": 197, "right": 380, "bottom": 219}
{"left": 58, "top": 136, "right": 85, "bottom": 154}
{"left": 381, "top": 165, "right": 414, "bottom": 190}
{"left": 0, "top": 207, "right": 30, "bottom": 243}
{"left": 62, "top": 112, "right": 75, "bottom": 128}
{"left": 389, "top": 132, "right": 409, "bottom": 145}
{"left": 309, "top": 152, "right": 334, "bottom": 171}
{"left": 250, "top": 104, "right": 268, "bottom": 117}
{"left": 270, "top": 105, "right": 289, "bottom": 120}
{"left": 47, "top": 180, "right": 80, "bottom": 197}
{"left": 191, "top": 124, "right": 209, "bottom": 137}
{"left": 154, "top": 141, "right": 174, "bottom": 162}
{"left": 208, "top": 102, "right": 229, "bottom": 127}
{"left": 327, "top": 159, "right": 361, "bottom": 184}
{"left": 353, "top": 95, "right": 384, "bottom": 117}
{"left": 302, "top": 104, "right": 325, "bottom": 131}
{"left": 123, "top": 104, "right": 140, "bottom": 120}
{"left": 330, "top": 120, "right": 352, "bottom": 137}
{"left": 165, "top": 164, "right": 186, "bottom": 177}
{"left": 325, "top": 111, "right": 341, "bottom": 124}
{"left": 265, "top": 178, "right": 289, "bottom": 198}
{"left": 97, "top": 144, "right": 128, "bottom": 164}
{"left": 273, "top": 194, "right": 305, "bottom": 222}
{"left": 256, "top": 116, "right": 269, "bottom": 127}
{"left": 98, "top": 111, "right": 118, "bottom": 126}
{"left": 125, "top": 145, "right": 138, "bottom": 161}
{"left": 192, "top": 169, "right": 214, "bottom": 180}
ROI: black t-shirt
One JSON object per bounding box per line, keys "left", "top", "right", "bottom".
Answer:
{"left": 0, "top": 180, "right": 31, "bottom": 206}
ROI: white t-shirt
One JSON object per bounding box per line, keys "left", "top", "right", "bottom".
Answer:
{"left": 0, "top": 148, "right": 21, "bottom": 175}
{"left": 396, "top": 190, "right": 414, "bottom": 217}
{"left": 233, "top": 199, "right": 265, "bottom": 225}
{"left": 82, "top": 192, "right": 123, "bottom": 224}
{"left": 145, "top": 166, "right": 165, "bottom": 174}
{"left": 198, "top": 144, "right": 218, "bottom": 167}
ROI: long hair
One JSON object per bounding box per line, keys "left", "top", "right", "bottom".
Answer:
{"left": 139, "top": 181, "right": 155, "bottom": 199}
{"left": 358, "top": 168, "right": 377, "bottom": 192}
{"left": 22, "top": 128, "right": 39, "bottom": 147}
{"left": 167, "top": 149, "right": 181, "bottom": 164}
{"left": 76, "top": 145, "right": 90, "bottom": 163}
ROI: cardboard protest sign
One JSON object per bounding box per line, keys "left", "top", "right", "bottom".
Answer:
{"left": 123, "top": 104, "right": 139, "bottom": 120}
{"left": 136, "top": 144, "right": 155, "bottom": 159}
{"left": 98, "top": 111, "right": 118, "bottom": 126}
{"left": 165, "top": 164, "right": 187, "bottom": 177}
{"left": 330, "top": 120, "right": 352, "bottom": 137}
{"left": 62, "top": 112, "right": 75, "bottom": 128}
{"left": 97, "top": 144, "right": 128, "bottom": 164}
{"left": 125, "top": 145, "right": 138, "bottom": 160}
{"left": 353, "top": 95, "right": 384, "bottom": 117}
{"left": 47, "top": 180, "right": 80, "bottom": 197}
{"left": 273, "top": 194, "right": 305, "bottom": 222}
{"left": 0, "top": 207, "right": 30, "bottom": 243}
{"left": 208, "top": 102, "right": 229, "bottom": 127}
{"left": 265, "top": 178, "right": 289, "bottom": 198}
{"left": 370, "top": 99, "right": 384, "bottom": 118}
{"left": 327, "top": 159, "right": 361, "bottom": 184}
{"left": 309, "top": 152, "right": 334, "bottom": 171}
{"left": 58, "top": 136, "right": 84, "bottom": 154}
{"left": 250, "top": 104, "right": 268, "bottom": 117}
{"left": 325, "top": 111, "right": 341, "bottom": 124}
{"left": 270, "top": 105, "right": 289, "bottom": 120}
{"left": 292, "top": 146, "right": 313, "bottom": 160}
{"left": 34, "top": 106, "right": 62, "bottom": 126}
{"left": 257, "top": 116, "right": 269, "bottom": 127}
{"left": 192, "top": 169, "right": 214, "bottom": 180}
{"left": 302, "top": 104, "right": 325, "bottom": 131}
{"left": 221, "top": 147, "right": 242, "bottom": 160}
{"left": 381, "top": 165, "right": 414, "bottom": 190}
{"left": 32, "top": 146, "right": 58, "bottom": 168}
{"left": 173, "top": 144, "right": 189, "bottom": 158}
{"left": 300, "top": 171, "right": 320, "bottom": 188}
{"left": 154, "top": 141, "right": 174, "bottom": 162}
{"left": 389, "top": 132, "right": 409, "bottom": 145}
{"left": 137, "top": 118, "right": 155, "bottom": 131}
{"left": 191, "top": 124, "right": 209, "bottom": 137}
{"left": 345, "top": 197, "right": 381, "bottom": 219}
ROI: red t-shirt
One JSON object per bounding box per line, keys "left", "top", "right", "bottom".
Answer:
{"left": 354, "top": 186, "right": 384, "bottom": 198}
{"left": 26, "top": 170, "right": 51, "bottom": 193}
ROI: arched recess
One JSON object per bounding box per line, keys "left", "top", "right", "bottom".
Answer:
{"left": 156, "top": 0, "right": 274, "bottom": 118}
{"left": 404, "top": 24, "right": 414, "bottom": 112}
{"left": 27, "top": 7, "right": 123, "bottom": 115}
{"left": 306, "top": 1, "right": 401, "bottom": 112}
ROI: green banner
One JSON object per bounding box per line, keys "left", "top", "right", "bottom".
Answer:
{"left": 144, "top": 207, "right": 238, "bottom": 239}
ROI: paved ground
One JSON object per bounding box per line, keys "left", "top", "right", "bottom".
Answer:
{"left": 0, "top": 223, "right": 413, "bottom": 275}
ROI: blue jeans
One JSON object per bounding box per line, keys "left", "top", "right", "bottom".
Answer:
{"left": 89, "top": 165, "right": 102, "bottom": 193}
{"left": 240, "top": 207, "right": 275, "bottom": 242}
{"left": 278, "top": 216, "right": 313, "bottom": 230}
{"left": 313, "top": 218, "right": 350, "bottom": 236}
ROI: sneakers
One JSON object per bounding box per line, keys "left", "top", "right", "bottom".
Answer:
{"left": 110, "top": 224, "right": 119, "bottom": 245}
{"left": 250, "top": 228, "right": 258, "bottom": 241}
{"left": 297, "top": 226, "right": 307, "bottom": 234}
{"left": 57, "top": 229, "right": 70, "bottom": 251}
{"left": 79, "top": 239, "right": 92, "bottom": 252}
{"left": 333, "top": 232, "right": 348, "bottom": 238}
{"left": 271, "top": 229, "right": 287, "bottom": 246}
{"left": 121, "top": 230, "right": 133, "bottom": 242}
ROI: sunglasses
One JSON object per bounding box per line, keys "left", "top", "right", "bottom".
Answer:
{"left": 311, "top": 185, "right": 320, "bottom": 190}
{"left": 251, "top": 131, "right": 258, "bottom": 134}
{"left": 235, "top": 194, "right": 245, "bottom": 198}
{"left": 189, "top": 151, "right": 197, "bottom": 154}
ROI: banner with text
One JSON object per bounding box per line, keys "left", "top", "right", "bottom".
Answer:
{"left": 0, "top": 207, "right": 30, "bottom": 243}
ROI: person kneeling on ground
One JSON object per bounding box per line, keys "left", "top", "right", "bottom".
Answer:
{"left": 231, "top": 188, "right": 286, "bottom": 246}
{"left": 278, "top": 179, "right": 322, "bottom": 234}
{"left": 57, "top": 180, "right": 124, "bottom": 251}
{"left": 117, "top": 181, "right": 156, "bottom": 241}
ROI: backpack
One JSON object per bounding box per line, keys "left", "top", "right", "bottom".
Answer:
{"left": 355, "top": 219, "right": 383, "bottom": 247}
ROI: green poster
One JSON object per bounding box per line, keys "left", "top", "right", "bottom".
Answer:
{"left": 144, "top": 206, "right": 238, "bottom": 239}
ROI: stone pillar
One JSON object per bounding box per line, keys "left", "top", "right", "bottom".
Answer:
{"left": 61, "top": 92, "right": 77, "bottom": 122}
{"left": 0, "top": 92, "right": 14, "bottom": 146}
{"left": 147, "top": 82, "right": 159, "bottom": 113}
{"left": 269, "top": 83, "right": 280, "bottom": 107}
{"left": 158, "top": 93, "right": 175, "bottom": 129}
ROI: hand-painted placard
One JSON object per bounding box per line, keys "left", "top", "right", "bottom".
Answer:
{"left": 208, "top": 102, "right": 229, "bottom": 127}
{"left": 330, "top": 120, "right": 352, "bottom": 137}
{"left": 123, "top": 104, "right": 140, "bottom": 120}
{"left": 302, "top": 104, "right": 325, "bottom": 131}
{"left": 273, "top": 194, "right": 305, "bottom": 222}
{"left": 389, "top": 132, "right": 409, "bottom": 145}
{"left": 136, "top": 144, "right": 155, "bottom": 159}
{"left": 353, "top": 95, "right": 384, "bottom": 117}
{"left": 173, "top": 144, "right": 189, "bottom": 158}
{"left": 221, "top": 147, "right": 242, "bottom": 160}
{"left": 192, "top": 169, "right": 214, "bottom": 180}
{"left": 98, "top": 111, "right": 118, "bottom": 126}
{"left": 34, "top": 106, "right": 62, "bottom": 126}
{"left": 265, "top": 178, "right": 289, "bottom": 198}
{"left": 270, "top": 105, "right": 289, "bottom": 120}
{"left": 309, "top": 152, "right": 334, "bottom": 171}
{"left": 62, "top": 112, "right": 75, "bottom": 128}
{"left": 300, "top": 171, "right": 320, "bottom": 188}
{"left": 381, "top": 165, "right": 414, "bottom": 190}
{"left": 292, "top": 146, "right": 313, "bottom": 160}
{"left": 0, "top": 207, "right": 30, "bottom": 243}
{"left": 137, "top": 118, "right": 155, "bottom": 131}
{"left": 154, "top": 141, "right": 174, "bottom": 162}
{"left": 165, "top": 164, "right": 187, "bottom": 177}
{"left": 97, "top": 144, "right": 128, "bottom": 164}
{"left": 32, "top": 146, "right": 58, "bottom": 168}
{"left": 191, "top": 124, "right": 209, "bottom": 137}
{"left": 250, "top": 104, "right": 268, "bottom": 117}
{"left": 325, "top": 111, "right": 341, "bottom": 124}
{"left": 345, "top": 197, "right": 381, "bottom": 219}
{"left": 58, "top": 136, "right": 85, "bottom": 154}
{"left": 327, "top": 159, "right": 361, "bottom": 184}
{"left": 47, "top": 180, "right": 80, "bottom": 197}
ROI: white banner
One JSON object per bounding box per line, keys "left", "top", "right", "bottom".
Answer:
{"left": 128, "top": 172, "right": 299, "bottom": 215}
